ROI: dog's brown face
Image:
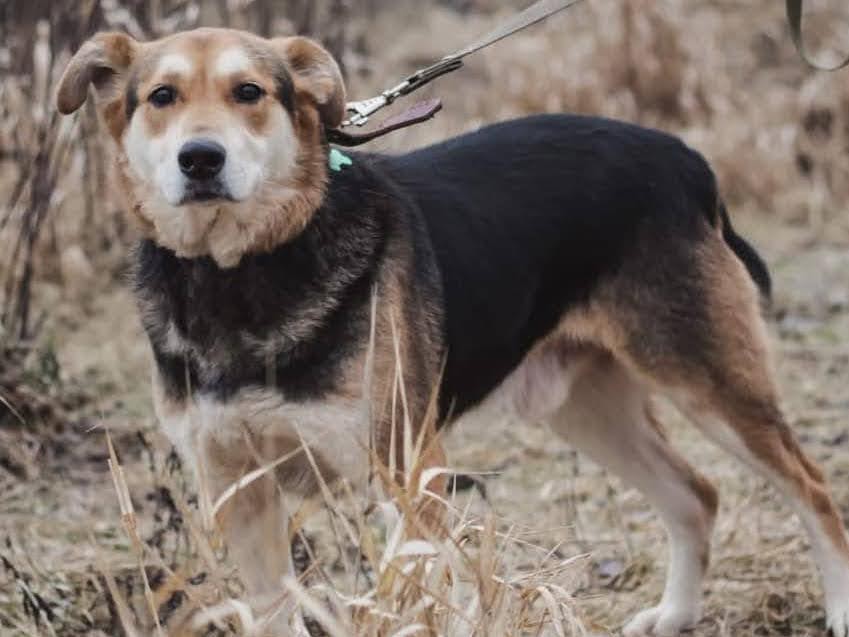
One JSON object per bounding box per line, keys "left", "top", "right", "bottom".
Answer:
{"left": 57, "top": 28, "right": 345, "bottom": 266}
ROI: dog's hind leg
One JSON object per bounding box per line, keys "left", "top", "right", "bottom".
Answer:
{"left": 662, "top": 247, "right": 849, "bottom": 637}
{"left": 677, "top": 386, "right": 849, "bottom": 636}
{"left": 591, "top": 228, "right": 849, "bottom": 635}
{"left": 550, "top": 353, "right": 718, "bottom": 637}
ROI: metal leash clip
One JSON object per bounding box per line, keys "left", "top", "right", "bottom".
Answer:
{"left": 342, "top": 57, "right": 463, "bottom": 128}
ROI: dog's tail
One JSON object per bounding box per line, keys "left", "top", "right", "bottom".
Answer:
{"left": 718, "top": 202, "right": 772, "bottom": 302}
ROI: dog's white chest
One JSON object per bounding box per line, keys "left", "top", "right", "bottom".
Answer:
{"left": 152, "top": 377, "right": 372, "bottom": 492}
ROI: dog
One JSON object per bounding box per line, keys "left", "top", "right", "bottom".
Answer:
{"left": 57, "top": 27, "right": 849, "bottom": 636}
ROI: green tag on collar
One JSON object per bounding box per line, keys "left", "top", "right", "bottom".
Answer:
{"left": 328, "top": 148, "right": 353, "bottom": 172}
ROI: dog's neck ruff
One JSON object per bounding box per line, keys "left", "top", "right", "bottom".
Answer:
{"left": 132, "top": 155, "right": 393, "bottom": 404}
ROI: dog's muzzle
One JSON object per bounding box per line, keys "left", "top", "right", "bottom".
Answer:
{"left": 178, "top": 138, "right": 233, "bottom": 204}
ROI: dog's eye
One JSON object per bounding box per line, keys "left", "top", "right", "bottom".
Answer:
{"left": 233, "top": 83, "right": 264, "bottom": 104}
{"left": 149, "top": 86, "right": 177, "bottom": 108}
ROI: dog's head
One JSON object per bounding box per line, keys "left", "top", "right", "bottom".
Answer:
{"left": 57, "top": 28, "right": 345, "bottom": 266}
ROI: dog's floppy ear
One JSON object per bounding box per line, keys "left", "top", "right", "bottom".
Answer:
{"left": 56, "top": 32, "right": 139, "bottom": 114}
{"left": 272, "top": 36, "right": 346, "bottom": 129}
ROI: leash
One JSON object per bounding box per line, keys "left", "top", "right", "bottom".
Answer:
{"left": 327, "top": 0, "right": 585, "bottom": 146}
{"left": 786, "top": 0, "right": 849, "bottom": 71}
{"left": 327, "top": 0, "right": 848, "bottom": 147}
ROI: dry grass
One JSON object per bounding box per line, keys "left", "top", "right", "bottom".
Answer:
{"left": 2, "top": 381, "right": 590, "bottom": 635}
{"left": 81, "top": 309, "right": 591, "bottom": 636}
{"left": 2, "top": 1, "right": 849, "bottom": 636}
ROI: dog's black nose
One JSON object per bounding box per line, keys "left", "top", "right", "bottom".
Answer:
{"left": 178, "top": 139, "right": 226, "bottom": 180}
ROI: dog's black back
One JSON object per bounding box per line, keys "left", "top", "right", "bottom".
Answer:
{"left": 382, "top": 114, "right": 727, "bottom": 418}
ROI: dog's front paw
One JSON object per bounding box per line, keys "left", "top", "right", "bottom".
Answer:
{"left": 622, "top": 603, "right": 700, "bottom": 637}
{"left": 827, "top": 600, "right": 849, "bottom": 637}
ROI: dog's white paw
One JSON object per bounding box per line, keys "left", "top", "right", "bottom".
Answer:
{"left": 622, "top": 603, "right": 700, "bottom": 637}
{"left": 827, "top": 600, "right": 849, "bottom": 637}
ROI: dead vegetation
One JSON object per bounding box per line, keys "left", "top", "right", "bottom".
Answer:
{"left": 1, "top": 1, "right": 849, "bottom": 635}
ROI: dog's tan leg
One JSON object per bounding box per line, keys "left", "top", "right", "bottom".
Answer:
{"left": 604, "top": 232, "right": 849, "bottom": 636}
{"left": 200, "top": 438, "right": 298, "bottom": 635}
{"left": 664, "top": 259, "right": 849, "bottom": 635}
{"left": 215, "top": 474, "right": 291, "bottom": 604}
{"left": 551, "top": 355, "right": 718, "bottom": 637}
{"left": 687, "top": 245, "right": 849, "bottom": 636}
{"left": 680, "top": 390, "right": 849, "bottom": 636}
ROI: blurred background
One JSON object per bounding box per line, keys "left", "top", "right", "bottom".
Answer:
{"left": 1, "top": 1, "right": 849, "bottom": 635}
